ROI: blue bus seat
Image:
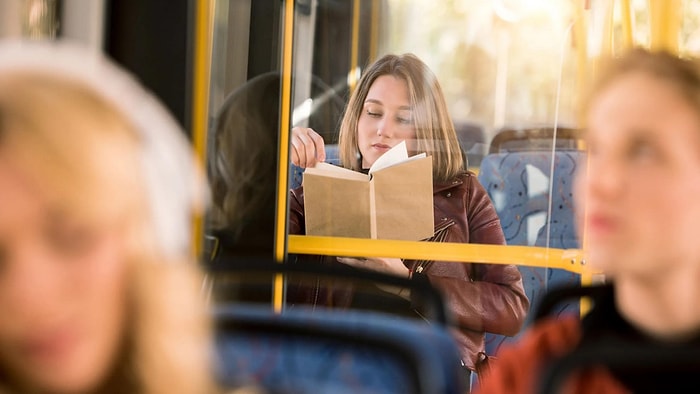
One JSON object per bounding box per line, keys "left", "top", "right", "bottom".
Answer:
{"left": 214, "top": 305, "right": 468, "bottom": 394}
{"left": 209, "top": 259, "right": 466, "bottom": 393}
{"left": 455, "top": 121, "right": 487, "bottom": 169}
{"left": 290, "top": 144, "right": 340, "bottom": 190}
{"left": 477, "top": 150, "right": 583, "bottom": 357}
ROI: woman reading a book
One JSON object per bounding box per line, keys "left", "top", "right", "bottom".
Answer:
{"left": 288, "top": 53, "right": 529, "bottom": 384}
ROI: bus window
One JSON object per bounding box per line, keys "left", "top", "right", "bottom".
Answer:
{"left": 283, "top": 2, "right": 589, "bottom": 380}
{"left": 194, "top": 0, "right": 700, "bottom": 391}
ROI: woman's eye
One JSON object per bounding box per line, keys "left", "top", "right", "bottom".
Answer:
{"left": 45, "top": 223, "right": 96, "bottom": 257}
{"left": 397, "top": 117, "right": 412, "bottom": 125}
{"left": 628, "top": 140, "right": 656, "bottom": 161}
{"left": 366, "top": 110, "right": 382, "bottom": 118}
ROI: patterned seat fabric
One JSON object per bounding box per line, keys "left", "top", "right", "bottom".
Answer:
{"left": 477, "top": 150, "right": 584, "bottom": 356}
{"left": 214, "top": 305, "right": 468, "bottom": 394}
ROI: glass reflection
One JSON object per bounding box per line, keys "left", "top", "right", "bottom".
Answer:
{"left": 206, "top": 72, "right": 280, "bottom": 265}
{"left": 198, "top": 0, "right": 685, "bottom": 372}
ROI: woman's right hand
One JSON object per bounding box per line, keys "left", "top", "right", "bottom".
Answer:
{"left": 291, "top": 127, "right": 326, "bottom": 168}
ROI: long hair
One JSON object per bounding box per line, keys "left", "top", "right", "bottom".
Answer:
{"left": 208, "top": 72, "right": 280, "bottom": 243}
{"left": 338, "top": 53, "right": 465, "bottom": 182}
{"left": 0, "top": 70, "right": 215, "bottom": 393}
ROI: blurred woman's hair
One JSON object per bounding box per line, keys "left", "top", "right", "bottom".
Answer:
{"left": 0, "top": 47, "right": 215, "bottom": 393}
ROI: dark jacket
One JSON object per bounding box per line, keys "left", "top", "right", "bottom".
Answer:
{"left": 473, "top": 314, "right": 627, "bottom": 394}
{"left": 474, "top": 284, "right": 700, "bottom": 394}
{"left": 288, "top": 170, "right": 529, "bottom": 369}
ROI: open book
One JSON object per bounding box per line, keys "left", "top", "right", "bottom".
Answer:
{"left": 302, "top": 141, "right": 434, "bottom": 240}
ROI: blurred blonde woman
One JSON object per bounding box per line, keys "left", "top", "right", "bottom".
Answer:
{"left": 0, "top": 41, "right": 215, "bottom": 393}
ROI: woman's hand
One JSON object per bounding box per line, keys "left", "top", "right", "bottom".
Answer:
{"left": 336, "top": 256, "right": 410, "bottom": 278}
{"left": 291, "top": 127, "right": 326, "bottom": 168}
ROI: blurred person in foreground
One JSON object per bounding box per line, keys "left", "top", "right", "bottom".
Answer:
{"left": 474, "top": 48, "right": 700, "bottom": 393}
{"left": 0, "top": 40, "right": 216, "bottom": 394}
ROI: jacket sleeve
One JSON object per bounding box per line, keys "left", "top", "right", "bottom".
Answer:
{"left": 428, "top": 176, "right": 529, "bottom": 336}
{"left": 429, "top": 264, "right": 529, "bottom": 336}
{"left": 288, "top": 186, "right": 305, "bottom": 235}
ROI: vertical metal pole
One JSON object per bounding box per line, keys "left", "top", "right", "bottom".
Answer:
{"left": 274, "top": 0, "right": 296, "bottom": 313}
{"left": 620, "top": 0, "right": 634, "bottom": 49}
{"left": 191, "top": 0, "right": 212, "bottom": 260}
{"left": 349, "top": 0, "right": 361, "bottom": 93}
{"left": 649, "top": 0, "right": 680, "bottom": 54}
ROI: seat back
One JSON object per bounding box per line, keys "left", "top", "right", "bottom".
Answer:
{"left": 214, "top": 306, "right": 468, "bottom": 394}
{"left": 454, "top": 121, "right": 487, "bottom": 169}
{"left": 210, "top": 259, "right": 468, "bottom": 394}
{"left": 477, "top": 150, "right": 583, "bottom": 356}
{"left": 488, "top": 126, "right": 581, "bottom": 154}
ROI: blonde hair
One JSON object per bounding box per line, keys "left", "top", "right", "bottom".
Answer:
{"left": 0, "top": 71, "right": 215, "bottom": 393}
{"left": 338, "top": 53, "right": 465, "bottom": 182}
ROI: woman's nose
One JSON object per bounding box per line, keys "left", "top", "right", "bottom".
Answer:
{"left": 376, "top": 118, "right": 392, "bottom": 137}
{"left": 587, "top": 157, "right": 623, "bottom": 199}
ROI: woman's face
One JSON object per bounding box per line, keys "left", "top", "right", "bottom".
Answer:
{"left": 357, "top": 75, "right": 417, "bottom": 168}
{"left": 576, "top": 71, "right": 700, "bottom": 277}
{"left": 0, "top": 153, "right": 129, "bottom": 393}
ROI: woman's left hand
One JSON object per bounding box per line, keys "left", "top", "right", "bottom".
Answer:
{"left": 336, "top": 256, "right": 410, "bottom": 278}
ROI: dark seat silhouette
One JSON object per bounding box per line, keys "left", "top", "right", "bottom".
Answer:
{"left": 211, "top": 260, "right": 469, "bottom": 394}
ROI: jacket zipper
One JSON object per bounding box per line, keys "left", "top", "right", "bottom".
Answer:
{"left": 411, "top": 219, "right": 456, "bottom": 274}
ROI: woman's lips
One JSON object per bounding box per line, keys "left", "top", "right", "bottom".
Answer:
{"left": 586, "top": 212, "right": 619, "bottom": 237}
{"left": 20, "top": 327, "right": 79, "bottom": 364}
{"left": 372, "top": 143, "right": 391, "bottom": 151}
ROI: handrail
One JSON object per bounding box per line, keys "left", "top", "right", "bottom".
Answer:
{"left": 288, "top": 235, "right": 591, "bottom": 275}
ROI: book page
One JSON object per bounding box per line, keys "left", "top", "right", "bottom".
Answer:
{"left": 368, "top": 141, "right": 427, "bottom": 175}
{"left": 304, "top": 162, "right": 367, "bottom": 181}
{"left": 368, "top": 141, "right": 409, "bottom": 175}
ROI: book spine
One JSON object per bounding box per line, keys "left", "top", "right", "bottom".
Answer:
{"left": 369, "top": 180, "right": 377, "bottom": 239}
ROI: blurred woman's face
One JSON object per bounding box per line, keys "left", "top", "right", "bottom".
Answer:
{"left": 0, "top": 153, "right": 129, "bottom": 393}
{"left": 576, "top": 71, "right": 700, "bottom": 278}
{"left": 357, "top": 75, "right": 417, "bottom": 168}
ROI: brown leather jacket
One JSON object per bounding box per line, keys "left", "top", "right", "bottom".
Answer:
{"left": 288, "top": 171, "right": 529, "bottom": 369}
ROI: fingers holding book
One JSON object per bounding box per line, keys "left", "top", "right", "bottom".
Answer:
{"left": 291, "top": 127, "right": 326, "bottom": 168}
{"left": 336, "top": 256, "right": 410, "bottom": 278}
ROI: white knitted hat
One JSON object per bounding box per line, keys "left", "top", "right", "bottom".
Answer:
{"left": 0, "top": 39, "right": 206, "bottom": 259}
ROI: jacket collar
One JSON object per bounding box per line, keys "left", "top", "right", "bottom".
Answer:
{"left": 433, "top": 173, "right": 468, "bottom": 193}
